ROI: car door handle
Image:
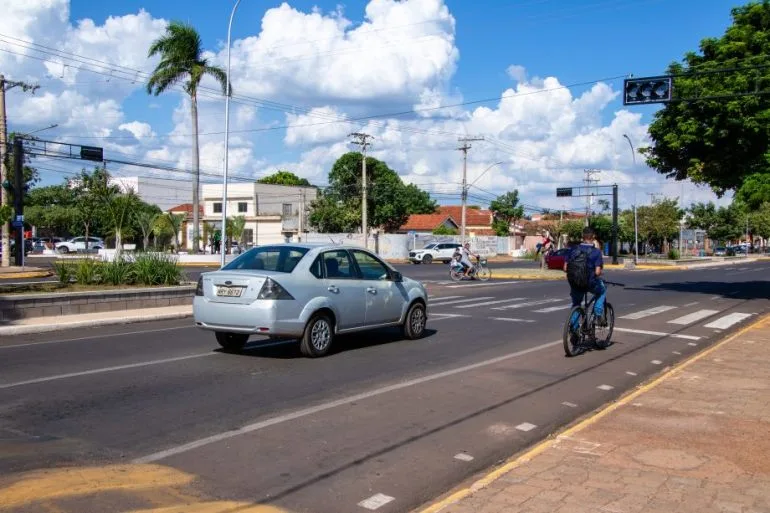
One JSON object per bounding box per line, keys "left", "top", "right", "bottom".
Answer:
{"left": 367, "top": 287, "right": 377, "bottom": 294}
{"left": 327, "top": 285, "right": 339, "bottom": 293}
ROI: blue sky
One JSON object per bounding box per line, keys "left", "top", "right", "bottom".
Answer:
{"left": 2, "top": 0, "right": 741, "bottom": 210}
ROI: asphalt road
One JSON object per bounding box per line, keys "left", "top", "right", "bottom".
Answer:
{"left": 1, "top": 261, "right": 768, "bottom": 513}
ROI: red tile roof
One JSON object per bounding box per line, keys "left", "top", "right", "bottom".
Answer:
{"left": 399, "top": 214, "right": 457, "bottom": 231}
{"left": 167, "top": 203, "right": 204, "bottom": 219}
{"left": 437, "top": 206, "right": 492, "bottom": 226}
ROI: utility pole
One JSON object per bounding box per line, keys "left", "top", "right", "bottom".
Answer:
{"left": 0, "top": 75, "right": 38, "bottom": 267}
{"left": 12, "top": 137, "right": 23, "bottom": 266}
{"left": 298, "top": 188, "right": 305, "bottom": 242}
{"left": 611, "top": 184, "right": 618, "bottom": 265}
{"left": 457, "top": 136, "right": 484, "bottom": 242}
{"left": 583, "top": 169, "right": 599, "bottom": 227}
{"left": 349, "top": 132, "right": 373, "bottom": 249}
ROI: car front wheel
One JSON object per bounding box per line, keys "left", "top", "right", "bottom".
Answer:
{"left": 422, "top": 254, "right": 433, "bottom": 264}
{"left": 215, "top": 332, "right": 249, "bottom": 352}
{"left": 300, "top": 313, "right": 334, "bottom": 357}
{"left": 402, "top": 302, "right": 427, "bottom": 340}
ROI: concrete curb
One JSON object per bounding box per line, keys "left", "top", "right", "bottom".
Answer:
{"left": 0, "top": 309, "right": 193, "bottom": 336}
{"left": 415, "top": 311, "right": 770, "bottom": 513}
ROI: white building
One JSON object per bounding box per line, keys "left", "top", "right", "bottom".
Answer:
{"left": 109, "top": 176, "right": 191, "bottom": 212}
{"left": 170, "top": 182, "right": 318, "bottom": 250}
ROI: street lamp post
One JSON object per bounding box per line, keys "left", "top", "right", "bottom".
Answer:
{"left": 623, "top": 134, "right": 639, "bottom": 265}
{"left": 220, "top": 0, "right": 242, "bottom": 268}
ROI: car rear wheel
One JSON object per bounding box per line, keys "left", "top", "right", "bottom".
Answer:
{"left": 215, "top": 332, "right": 249, "bottom": 352}
{"left": 422, "top": 254, "right": 433, "bottom": 264}
{"left": 402, "top": 301, "right": 426, "bottom": 340}
{"left": 300, "top": 313, "right": 334, "bottom": 357}
{"left": 57, "top": 246, "right": 69, "bottom": 254}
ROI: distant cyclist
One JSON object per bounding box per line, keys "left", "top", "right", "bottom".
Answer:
{"left": 564, "top": 227, "right": 606, "bottom": 326}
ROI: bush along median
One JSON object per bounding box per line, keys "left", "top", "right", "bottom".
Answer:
{"left": 52, "top": 253, "right": 186, "bottom": 286}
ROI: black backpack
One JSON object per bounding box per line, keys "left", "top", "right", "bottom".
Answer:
{"left": 566, "top": 246, "right": 590, "bottom": 292}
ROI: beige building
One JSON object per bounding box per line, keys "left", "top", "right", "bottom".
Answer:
{"left": 173, "top": 182, "right": 317, "bottom": 250}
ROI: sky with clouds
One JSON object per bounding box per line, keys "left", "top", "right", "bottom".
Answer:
{"left": 0, "top": 0, "right": 737, "bottom": 215}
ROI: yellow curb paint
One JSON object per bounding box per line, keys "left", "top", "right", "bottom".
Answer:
{"left": 416, "top": 312, "right": 770, "bottom": 513}
{"left": 0, "top": 271, "right": 52, "bottom": 280}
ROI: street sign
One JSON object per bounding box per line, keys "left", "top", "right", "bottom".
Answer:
{"left": 15, "top": 214, "right": 23, "bottom": 223}
{"left": 407, "top": 230, "right": 416, "bottom": 236}
{"left": 80, "top": 145, "right": 104, "bottom": 161}
{"left": 623, "top": 76, "right": 673, "bottom": 105}
{"left": 556, "top": 187, "right": 573, "bottom": 197}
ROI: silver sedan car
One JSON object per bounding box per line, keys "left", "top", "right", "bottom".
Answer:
{"left": 193, "top": 243, "right": 429, "bottom": 357}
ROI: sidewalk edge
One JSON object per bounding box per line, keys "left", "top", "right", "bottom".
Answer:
{"left": 0, "top": 310, "right": 193, "bottom": 336}
{"left": 416, "top": 311, "right": 770, "bottom": 513}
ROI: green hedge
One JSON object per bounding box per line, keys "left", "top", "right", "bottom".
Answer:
{"left": 52, "top": 253, "right": 185, "bottom": 286}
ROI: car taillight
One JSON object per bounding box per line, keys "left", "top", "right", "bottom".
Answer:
{"left": 257, "top": 278, "right": 294, "bottom": 300}
{"left": 195, "top": 277, "right": 204, "bottom": 296}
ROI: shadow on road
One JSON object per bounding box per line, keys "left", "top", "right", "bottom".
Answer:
{"left": 217, "top": 328, "right": 439, "bottom": 359}
{"left": 625, "top": 280, "right": 770, "bottom": 300}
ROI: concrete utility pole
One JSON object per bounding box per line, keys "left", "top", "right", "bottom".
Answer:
{"left": 457, "top": 136, "right": 484, "bottom": 242}
{"left": 349, "top": 132, "right": 373, "bottom": 249}
{"left": 298, "top": 188, "right": 305, "bottom": 242}
{"left": 0, "top": 75, "right": 38, "bottom": 267}
{"left": 583, "top": 169, "right": 599, "bottom": 227}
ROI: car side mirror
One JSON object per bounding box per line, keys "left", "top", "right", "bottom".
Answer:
{"left": 391, "top": 271, "right": 403, "bottom": 282}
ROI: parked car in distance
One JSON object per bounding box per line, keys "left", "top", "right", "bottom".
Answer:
{"left": 544, "top": 247, "right": 571, "bottom": 270}
{"left": 194, "top": 243, "right": 429, "bottom": 357}
{"left": 408, "top": 242, "right": 461, "bottom": 264}
{"left": 56, "top": 236, "right": 104, "bottom": 253}
{"left": 713, "top": 247, "right": 726, "bottom": 256}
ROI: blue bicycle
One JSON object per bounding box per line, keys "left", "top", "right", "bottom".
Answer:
{"left": 562, "top": 281, "right": 622, "bottom": 357}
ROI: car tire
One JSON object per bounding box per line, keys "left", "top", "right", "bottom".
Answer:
{"left": 215, "top": 332, "right": 249, "bottom": 352}
{"left": 422, "top": 254, "right": 433, "bottom": 264}
{"left": 300, "top": 313, "right": 334, "bottom": 357}
{"left": 402, "top": 301, "right": 427, "bottom": 340}
{"left": 58, "top": 246, "right": 69, "bottom": 254}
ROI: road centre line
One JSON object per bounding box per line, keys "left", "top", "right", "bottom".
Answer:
{"left": 428, "top": 297, "right": 494, "bottom": 306}
{"left": 133, "top": 339, "right": 563, "bottom": 464}
{"left": 445, "top": 281, "right": 520, "bottom": 289}
{"left": 454, "top": 298, "right": 527, "bottom": 308}
{"left": 0, "top": 326, "right": 192, "bottom": 350}
{"left": 0, "top": 353, "right": 215, "bottom": 390}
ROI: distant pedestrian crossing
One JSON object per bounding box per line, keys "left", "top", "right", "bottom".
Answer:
{"left": 428, "top": 294, "right": 756, "bottom": 332}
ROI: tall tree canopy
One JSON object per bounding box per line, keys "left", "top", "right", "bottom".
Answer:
{"left": 308, "top": 152, "right": 437, "bottom": 233}
{"left": 489, "top": 190, "right": 524, "bottom": 237}
{"left": 257, "top": 170, "right": 311, "bottom": 186}
{"left": 147, "top": 21, "right": 228, "bottom": 252}
{"left": 642, "top": 1, "right": 770, "bottom": 197}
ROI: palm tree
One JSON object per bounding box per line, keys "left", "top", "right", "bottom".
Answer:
{"left": 147, "top": 21, "right": 229, "bottom": 253}
{"left": 225, "top": 215, "right": 247, "bottom": 254}
{"left": 135, "top": 210, "right": 160, "bottom": 251}
{"left": 163, "top": 213, "right": 186, "bottom": 252}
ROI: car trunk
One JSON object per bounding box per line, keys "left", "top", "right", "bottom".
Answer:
{"left": 203, "top": 271, "right": 271, "bottom": 305}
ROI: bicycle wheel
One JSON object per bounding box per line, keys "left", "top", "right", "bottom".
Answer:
{"left": 449, "top": 268, "right": 463, "bottom": 282}
{"left": 594, "top": 302, "right": 615, "bottom": 349}
{"left": 477, "top": 267, "right": 491, "bottom": 281}
{"left": 562, "top": 306, "right": 585, "bottom": 357}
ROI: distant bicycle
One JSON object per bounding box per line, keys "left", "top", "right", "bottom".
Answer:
{"left": 562, "top": 280, "right": 623, "bottom": 357}
{"left": 449, "top": 255, "right": 491, "bottom": 282}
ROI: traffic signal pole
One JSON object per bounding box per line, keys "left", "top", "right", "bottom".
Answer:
{"left": 12, "top": 137, "right": 23, "bottom": 266}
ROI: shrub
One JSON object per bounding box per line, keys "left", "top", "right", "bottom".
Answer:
{"left": 52, "top": 261, "right": 75, "bottom": 284}
{"left": 101, "top": 257, "right": 135, "bottom": 286}
{"left": 132, "top": 252, "right": 185, "bottom": 286}
{"left": 75, "top": 258, "right": 103, "bottom": 285}
{"left": 667, "top": 249, "right": 680, "bottom": 260}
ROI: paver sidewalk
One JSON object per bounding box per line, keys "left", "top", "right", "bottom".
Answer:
{"left": 421, "top": 315, "right": 770, "bottom": 513}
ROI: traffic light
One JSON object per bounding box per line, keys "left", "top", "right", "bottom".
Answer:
{"left": 80, "top": 145, "right": 104, "bottom": 161}
{"left": 623, "top": 76, "right": 673, "bottom": 105}
{"left": 556, "top": 187, "right": 573, "bottom": 197}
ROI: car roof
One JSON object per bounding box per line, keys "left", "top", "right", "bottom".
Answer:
{"left": 245, "top": 243, "right": 376, "bottom": 253}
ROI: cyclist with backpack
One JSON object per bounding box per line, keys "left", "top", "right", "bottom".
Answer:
{"left": 564, "top": 227, "right": 607, "bottom": 326}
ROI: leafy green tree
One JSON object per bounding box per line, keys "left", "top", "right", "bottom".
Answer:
{"left": 489, "top": 190, "right": 525, "bottom": 236}
{"left": 161, "top": 213, "right": 186, "bottom": 251}
{"left": 134, "top": 209, "right": 160, "bottom": 251}
{"left": 226, "top": 215, "right": 247, "bottom": 253}
{"left": 103, "top": 190, "right": 140, "bottom": 255}
{"left": 637, "top": 198, "right": 683, "bottom": 250}
{"left": 562, "top": 219, "right": 585, "bottom": 243}
{"left": 147, "top": 21, "right": 229, "bottom": 253}
{"left": 308, "top": 152, "right": 435, "bottom": 233}
{"left": 69, "top": 167, "right": 116, "bottom": 250}
{"left": 749, "top": 202, "right": 770, "bottom": 240}
{"left": 0, "top": 205, "right": 11, "bottom": 224}
{"left": 24, "top": 184, "right": 78, "bottom": 237}
{"left": 735, "top": 173, "right": 770, "bottom": 210}
{"left": 432, "top": 225, "right": 458, "bottom": 235}
{"left": 642, "top": 2, "right": 770, "bottom": 195}
{"left": 257, "top": 170, "right": 311, "bottom": 186}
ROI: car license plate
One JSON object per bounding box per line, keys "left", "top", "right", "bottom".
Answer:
{"left": 216, "top": 286, "right": 243, "bottom": 297}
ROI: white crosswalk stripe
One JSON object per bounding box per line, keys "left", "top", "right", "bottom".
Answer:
{"left": 704, "top": 313, "right": 753, "bottom": 330}
{"left": 489, "top": 317, "right": 536, "bottom": 323}
{"left": 492, "top": 298, "right": 563, "bottom": 311}
{"left": 429, "top": 296, "right": 494, "bottom": 306}
{"left": 667, "top": 309, "right": 719, "bottom": 325}
{"left": 454, "top": 298, "right": 527, "bottom": 309}
{"left": 428, "top": 295, "right": 463, "bottom": 302}
{"left": 533, "top": 304, "right": 572, "bottom": 313}
{"left": 619, "top": 305, "right": 677, "bottom": 320}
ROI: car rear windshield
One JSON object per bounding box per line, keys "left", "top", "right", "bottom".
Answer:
{"left": 223, "top": 246, "right": 309, "bottom": 273}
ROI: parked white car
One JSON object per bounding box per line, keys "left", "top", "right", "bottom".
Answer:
{"left": 193, "top": 243, "right": 429, "bottom": 357}
{"left": 408, "top": 242, "right": 461, "bottom": 264}
{"left": 56, "top": 236, "right": 104, "bottom": 253}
